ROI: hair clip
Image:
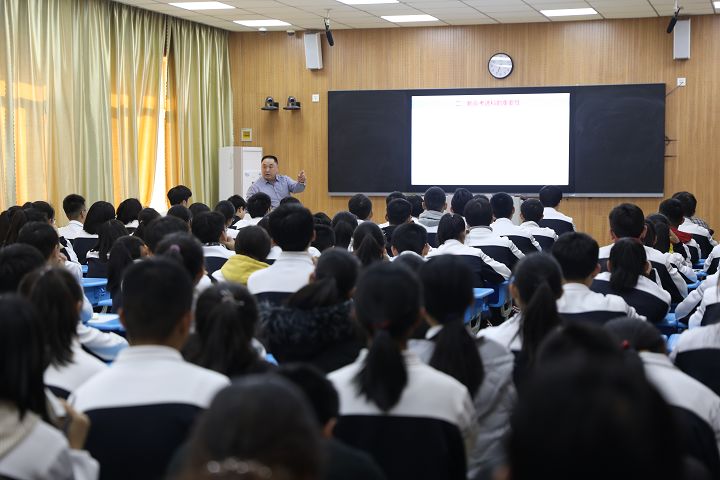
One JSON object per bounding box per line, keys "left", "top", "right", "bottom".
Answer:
{"left": 206, "top": 458, "right": 272, "bottom": 478}
{"left": 219, "top": 289, "right": 245, "bottom": 307}
{"left": 169, "top": 244, "right": 181, "bottom": 254}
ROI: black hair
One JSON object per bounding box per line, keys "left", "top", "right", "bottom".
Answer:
{"left": 268, "top": 204, "right": 314, "bottom": 252}
{"left": 609, "top": 203, "right": 645, "bottom": 239}
{"left": 353, "top": 263, "right": 422, "bottom": 411}
{"left": 672, "top": 191, "right": 697, "bottom": 218}
{"left": 116, "top": 198, "right": 142, "bottom": 225}
{"left": 658, "top": 198, "right": 684, "bottom": 227}
{"left": 144, "top": 215, "right": 189, "bottom": 252}
{"left": 348, "top": 194, "right": 372, "bottom": 220}
{"left": 464, "top": 197, "right": 493, "bottom": 227}
{"left": 536, "top": 322, "right": 626, "bottom": 368}
{"left": 352, "top": 221, "right": 386, "bottom": 267}
{"left": 247, "top": 193, "right": 272, "bottom": 218}
{"left": 279, "top": 196, "right": 302, "bottom": 207}
{"left": 23, "top": 207, "right": 48, "bottom": 223}
{"left": 84, "top": 201, "right": 116, "bottom": 235}
{"left": 385, "top": 191, "right": 407, "bottom": 205}
{"left": 538, "top": 185, "right": 562, "bottom": 208}
{"left": 183, "top": 376, "right": 322, "bottom": 480}
{"left": 436, "top": 213, "right": 466, "bottom": 245}
{"left": 406, "top": 194, "right": 424, "bottom": 218}
{"left": 312, "top": 212, "right": 332, "bottom": 226}
{"left": 647, "top": 214, "right": 671, "bottom": 253}
{"left": 521, "top": 199, "right": 544, "bottom": 223}
{"left": 451, "top": 188, "right": 473, "bottom": 216}
{"left": 132, "top": 207, "right": 161, "bottom": 241}
{"left": 311, "top": 224, "right": 335, "bottom": 252}
{"left": 420, "top": 256, "right": 484, "bottom": 397}
{"left": 121, "top": 258, "right": 194, "bottom": 341}
{"left": 19, "top": 268, "right": 82, "bottom": 368}
{"left": 386, "top": 198, "right": 412, "bottom": 225}
{"left": 391, "top": 222, "right": 428, "bottom": 255}
{"left": 490, "top": 192, "right": 514, "bottom": 219}
{"left": 167, "top": 185, "right": 192, "bottom": 206}
{"left": 331, "top": 211, "right": 358, "bottom": 250}
{"left": 551, "top": 232, "right": 599, "bottom": 281}
{"left": 0, "top": 295, "right": 47, "bottom": 419}
{"left": 277, "top": 364, "right": 340, "bottom": 426}
{"left": 95, "top": 220, "right": 129, "bottom": 262}
{"left": 2, "top": 207, "right": 28, "bottom": 246}
{"left": 188, "top": 283, "right": 262, "bottom": 377}
{"left": 604, "top": 317, "right": 666, "bottom": 354}
{"left": 17, "top": 221, "right": 58, "bottom": 260}
{"left": 513, "top": 254, "right": 564, "bottom": 363}
{"left": 167, "top": 205, "right": 192, "bottom": 224}
{"left": 214, "top": 201, "right": 236, "bottom": 226}
{"left": 608, "top": 238, "right": 647, "bottom": 293}
{"left": 287, "top": 248, "right": 360, "bottom": 309}
{"left": 257, "top": 216, "right": 270, "bottom": 233}
{"left": 393, "top": 253, "right": 425, "bottom": 272}
{"left": 191, "top": 211, "right": 226, "bottom": 244}
{"left": 62, "top": 194, "right": 86, "bottom": 220}
{"left": 156, "top": 232, "right": 205, "bottom": 283}
{"left": 107, "top": 235, "right": 146, "bottom": 294}
{"left": 262, "top": 154, "right": 279, "bottom": 164}
{"left": 228, "top": 195, "right": 247, "bottom": 212}
{"left": 235, "top": 226, "right": 271, "bottom": 261}
{"left": 188, "top": 202, "right": 211, "bottom": 218}
{"left": 423, "top": 186, "right": 446, "bottom": 212}
{"left": 31, "top": 201, "right": 55, "bottom": 222}
{"left": 643, "top": 219, "right": 657, "bottom": 249}
{"left": 0, "top": 244, "right": 46, "bottom": 293}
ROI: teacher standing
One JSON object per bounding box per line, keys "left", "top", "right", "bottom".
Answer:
{"left": 246, "top": 155, "right": 307, "bottom": 208}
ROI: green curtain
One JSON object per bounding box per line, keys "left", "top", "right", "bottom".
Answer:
{"left": 166, "top": 18, "right": 233, "bottom": 207}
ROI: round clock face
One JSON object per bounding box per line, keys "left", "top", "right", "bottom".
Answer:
{"left": 488, "top": 53, "right": 513, "bottom": 79}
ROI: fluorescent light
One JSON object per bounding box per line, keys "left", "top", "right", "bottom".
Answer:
{"left": 540, "top": 8, "right": 598, "bottom": 17}
{"left": 169, "top": 2, "right": 234, "bottom": 10}
{"left": 233, "top": 19, "right": 292, "bottom": 27}
{"left": 715, "top": 1, "right": 720, "bottom": 9}
{"left": 337, "top": 0, "right": 398, "bottom": 4}
{"left": 258, "top": 27, "right": 267, "bottom": 32}
{"left": 381, "top": 14, "right": 439, "bottom": 23}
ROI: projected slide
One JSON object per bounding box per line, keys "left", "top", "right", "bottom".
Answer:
{"left": 411, "top": 93, "right": 570, "bottom": 186}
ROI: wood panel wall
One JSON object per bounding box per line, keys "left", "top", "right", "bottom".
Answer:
{"left": 229, "top": 16, "right": 720, "bottom": 242}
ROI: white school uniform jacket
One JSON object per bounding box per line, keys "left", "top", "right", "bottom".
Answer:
{"left": 247, "top": 251, "right": 315, "bottom": 304}
{"left": 704, "top": 245, "right": 720, "bottom": 275}
{"left": 45, "top": 341, "right": 107, "bottom": 399}
{"left": 685, "top": 284, "right": 720, "bottom": 329}
{"left": 202, "top": 243, "right": 234, "bottom": 259}
{"left": 426, "top": 239, "right": 511, "bottom": 283}
{"left": 71, "top": 346, "right": 229, "bottom": 480}
{"left": 478, "top": 313, "right": 523, "bottom": 352}
{"left": 230, "top": 216, "right": 263, "bottom": 230}
{"left": 465, "top": 226, "right": 524, "bottom": 270}
{"left": 489, "top": 218, "right": 541, "bottom": 254}
{"left": 676, "top": 272, "right": 719, "bottom": 323}
{"left": 519, "top": 221, "right": 557, "bottom": 251}
{"left": 670, "top": 324, "right": 720, "bottom": 397}
{"left": 590, "top": 271, "right": 671, "bottom": 324}
{"left": 539, "top": 207, "right": 575, "bottom": 235}
{"left": 680, "top": 217, "right": 717, "bottom": 247}
{"left": 58, "top": 220, "right": 95, "bottom": 241}
{"left": 556, "top": 283, "right": 646, "bottom": 324}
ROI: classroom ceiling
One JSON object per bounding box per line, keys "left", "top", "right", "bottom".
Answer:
{"left": 113, "top": 0, "right": 720, "bottom": 32}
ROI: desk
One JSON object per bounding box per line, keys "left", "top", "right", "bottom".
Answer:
{"left": 82, "top": 278, "right": 111, "bottom": 307}
{"left": 86, "top": 313, "right": 124, "bottom": 334}
{"left": 464, "top": 288, "right": 495, "bottom": 324}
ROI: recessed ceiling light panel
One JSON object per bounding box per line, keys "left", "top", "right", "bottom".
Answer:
{"left": 169, "top": 2, "right": 235, "bottom": 10}
{"left": 234, "top": 19, "right": 292, "bottom": 27}
{"left": 540, "top": 8, "right": 598, "bottom": 17}
{"left": 381, "top": 14, "right": 439, "bottom": 23}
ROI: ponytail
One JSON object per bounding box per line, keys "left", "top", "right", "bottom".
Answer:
{"left": 353, "top": 222, "right": 386, "bottom": 267}
{"left": 430, "top": 319, "right": 484, "bottom": 397}
{"left": 355, "top": 329, "right": 407, "bottom": 412}
{"left": 107, "top": 236, "right": 145, "bottom": 294}
{"left": 521, "top": 281, "right": 562, "bottom": 363}
{"left": 609, "top": 238, "right": 646, "bottom": 293}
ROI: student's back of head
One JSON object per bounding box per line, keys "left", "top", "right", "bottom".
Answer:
{"left": 352, "top": 222, "right": 386, "bottom": 267}
{"left": 276, "top": 363, "right": 340, "bottom": 429}
{"left": 538, "top": 185, "right": 563, "bottom": 208}
{"left": 464, "top": 197, "right": 493, "bottom": 227}
{"left": 354, "top": 262, "right": 422, "bottom": 411}
{"left": 672, "top": 191, "right": 697, "bottom": 218}
{"left": 385, "top": 191, "right": 406, "bottom": 205}
{"left": 132, "top": 207, "right": 161, "bottom": 241}
{"left": 659, "top": 198, "right": 685, "bottom": 227}
{"left": 227, "top": 195, "right": 246, "bottom": 215}
{"left": 420, "top": 256, "right": 483, "bottom": 396}
{"left": 17, "top": 221, "right": 58, "bottom": 260}
{"left": 609, "top": 203, "right": 645, "bottom": 239}
{"left": 107, "top": 236, "right": 147, "bottom": 294}
{"left": 608, "top": 238, "right": 647, "bottom": 293}
{"left": 604, "top": 316, "right": 666, "bottom": 354}
{"left": 235, "top": 226, "right": 271, "bottom": 261}
{"left": 521, "top": 199, "right": 544, "bottom": 223}
{"left": 287, "top": 248, "right": 360, "bottom": 310}
{"left": 247, "top": 192, "right": 272, "bottom": 219}
{"left": 2, "top": 207, "right": 28, "bottom": 246}
{"left": 331, "top": 212, "right": 358, "bottom": 250}
{"left": 214, "top": 200, "right": 235, "bottom": 226}
{"left": 22, "top": 207, "right": 48, "bottom": 224}
{"left": 96, "top": 220, "right": 129, "bottom": 261}
{"left": 348, "top": 194, "right": 373, "bottom": 221}
{"left": 313, "top": 212, "right": 332, "bottom": 226}
{"left": 167, "top": 185, "right": 192, "bottom": 206}
{"left": 155, "top": 232, "right": 205, "bottom": 285}
{"left": 406, "top": 194, "right": 424, "bottom": 218}
{"left": 386, "top": 198, "right": 412, "bottom": 226}
{"left": 191, "top": 211, "right": 226, "bottom": 244}
{"left": 121, "top": 258, "right": 194, "bottom": 344}
{"left": 451, "top": 188, "right": 473, "bottom": 216}
{"left": 188, "top": 203, "right": 210, "bottom": 219}
{"left": 280, "top": 196, "right": 302, "bottom": 207}
{"left": 647, "top": 214, "right": 671, "bottom": 253}
{"left": 167, "top": 205, "right": 192, "bottom": 225}
{"left": 144, "top": 215, "right": 190, "bottom": 253}
{"left": 31, "top": 201, "right": 55, "bottom": 223}
{"left": 83, "top": 201, "right": 116, "bottom": 235}
{"left": 391, "top": 222, "right": 428, "bottom": 256}
{"left": 116, "top": 198, "right": 142, "bottom": 225}
{"left": 490, "top": 192, "right": 514, "bottom": 219}
{"left": 436, "top": 213, "right": 465, "bottom": 245}
{"left": 423, "top": 187, "right": 446, "bottom": 213}
{"left": 551, "top": 232, "right": 599, "bottom": 282}
{"left": 268, "top": 204, "right": 314, "bottom": 252}
{"left": 312, "top": 224, "right": 335, "bottom": 252}
{"left": 62, "top": 194, "right": 86, "bottom": 221}
{"left": 0, "top": 244, "right": 46, "bottom": 293}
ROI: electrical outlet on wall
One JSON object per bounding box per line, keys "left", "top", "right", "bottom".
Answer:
{"left": 677, "top": 77, "right": 687, "bottom": 87}
{"left": 312, "top": 93, "right": 320, "bottom": 103}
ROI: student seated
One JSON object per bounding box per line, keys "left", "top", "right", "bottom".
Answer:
{"left": 680, "top": 280, "right": 720, "bottom": 329}
{"left": 348, "top": 194, "right": 373, "bottom": 223}
{"left": 674, "top": 190, "right": 714, "bottom": 233}
{"left": 143, "top": 215, "right": 189, "bottom": 253}
{"left": 382, "top": 198, "right": 412, "bottom": 256}
{"left": 671, "top": 317, "right": 720, "bottom": 397}
{"left": 86, "top": 220, "right": 129, "bottom": 278}
{"left": 0, "top": 243, "right": 45, "bottom": 293}
{"left": 673, "top": 191, "right": 717, "bottom": 257}
{"left": 116, "top": 198, "right": 142, "bottom": 233}
{"left": 519, "top": 199, "right": 557, "bottom": 251}
{"left": 490, "top": 193, "right": 541, "bottom": 254}
{"left": 553, "top": 232, "right": 645, "bottom": 323}
{"left": 464, "top": 197, "right": 524, "bottom": 270}
{"left": 450, "top": 188, "right": 473, "bottom": 217}
{"left": 167, "top": 184, "right": 192, "bottom": 207}
{"left": 227, "top": 194, "right": 247, "bottom": 225}
{"left": 409, "top": 256, "right": 516, "bottom": 478}
{"left": 328, "top": 263, "right": 476, "bottom": 480}
{"left": 426, "top": 214, "right": 510, "bottom": 284}
{"left": 332, "top": 211, "right": 359, "bottom": 250}
{"left": 377, "top": 191, "right": 407, "bottom": 229}
{"left": 277, "top": 364, "right": 388, "bottom": 480}
{"left": 537, "top": 185, "right": 575, "bottom": 235}
{"left": 647, "top": 213, "right": 698, "bottom": 283}
{"left": 31, "top": 200, "right": 79, "bottom": 262}
{"left": 167, "top": 205, "right": 192, "bottom": 225}
{"left": 214, "top": 200, "right": 236, "bottom": 229}
{"left": 390, "top": 222, "right": 429, "bottom": 260}
{"left": 131, "top": 207, "right": 160, "bottom": 241}
{"left": 106, "top": 236, "right": 148, "bottom": 313}
{"left": 215, "top": 225, "right": 270, "bottom": 285}
{"left": 73, "top": 201, "right": 116, "bottom": 264}
{"left": 58, "top": 193, "right": 88, "bottom": 241}
{"left": 191, "top": 211, "right": 233, "bottom": 274}
{"left": 418, "top": 187, "right": 446, "bottom": 247}
{"left": 19, "top": 268, "right": 106, "bottom": 399}
{"left": 407, "top": 194, "right": 424, "bottom": 221}
{"left": 591, "top": 238, "right": 671, "bottom": 324}
{"left": 232, "top": 192, "right": 271, "bottom": 229}
{"left": 0, "top": 295, "right": 98, "bottom": 479}
{"left": 599, "top": 203, "right": 690, "bottom": 303}
{"left": 187, "top": 202, "right": 210, "bottom": 219}
{"left": 659, "top": 198, "right": 702, "bottom": 264}
{"left": 352, "top": 222, "right": 387, "bottom": 268}
{"left": 155, "top": 232, "right": 212, "bottom": 297}
{"left": 312, "top": 224, "right": 336, "bottom": 252}
{"left": 247, "top": 204, "right": 316, "bottom": 305}
{"left": 71, "top": 259, "right": 230, "bottom": 480}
